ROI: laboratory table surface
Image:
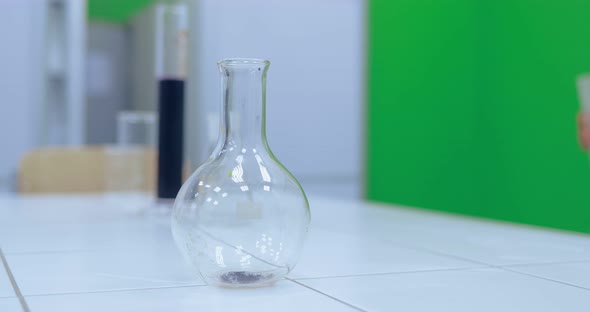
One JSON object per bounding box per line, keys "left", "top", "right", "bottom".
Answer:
{"left": 1, "top": 194, "right": 590, "bottom": 311}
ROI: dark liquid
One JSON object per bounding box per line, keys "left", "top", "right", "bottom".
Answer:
{"left": 157, "top": 79, "right": 184, "bottom": 199}
{"left": 219, "top": 271, "right": 274, "bottom": 285}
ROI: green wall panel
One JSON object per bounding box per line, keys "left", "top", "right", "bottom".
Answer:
{"left": 88, "top": 0, "right": 154, "bottom": 23}
{"left": 368, "top": 0, "right": 590, "bottom": 233}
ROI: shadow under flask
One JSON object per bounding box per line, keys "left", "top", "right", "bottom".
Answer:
{"left": 172, "top": 58, "right": 311, "bottom": 287}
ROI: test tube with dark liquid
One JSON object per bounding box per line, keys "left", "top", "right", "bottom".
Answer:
{"left": 157, "top": 2, "right": 188, "bottom": 199}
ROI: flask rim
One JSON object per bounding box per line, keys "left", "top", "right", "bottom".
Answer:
{"left": 218, "top": 58, "right": 270, "bottom": 67}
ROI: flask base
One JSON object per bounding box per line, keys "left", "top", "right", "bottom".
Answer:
{"left": 205, "top": 269, "right": 287, "bottom": 288}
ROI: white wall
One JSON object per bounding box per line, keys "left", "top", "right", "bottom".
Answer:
{"left": 86, "top": 22, "right": 131, "bottom": 144}
{"left": 0, "top": 0, "right": 86, "bottom": 191}
{"left": 0, "top": 0, "right": 45, "bottom": 191}
{"left": 130, "top": 6, "right": 159, "bottom": 112}
{"left": 42, "top": 0, "right": 86, "bottom": 145}
{"left": 187, "top": 0, "right": 365, "bottom": 198}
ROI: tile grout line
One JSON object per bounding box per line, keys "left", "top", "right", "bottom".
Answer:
{"left": 0, "top": 248, "right": 30, "bottom": 312}
{"left": 24, "top": 283, "right": 208, "bottom": 298}
{"left": 498, "top": 266, "right": 590, "bottom": 292}
{"left": 4, "top": 249, "right": 96, "bottom": 256}
{"left": 291, "top": 266, "right": 484, "bottom": 281}
{"left": 286, "top": 278, "right": 367, "bottom": 312}
{"left": 393, "top": 243, "right": 590, "bottom": 269}
{"left": 499, "top": 258, "right": 590, "bottom": 268}
{"left": 391, "top": 244, "right": 495, "bottom": 267}
{"left": 406, "top": 244, "right": 590, "bottom": 291}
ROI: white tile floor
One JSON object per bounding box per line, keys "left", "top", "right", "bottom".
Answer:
{"left": 0, "top": 256, "right": 16, "bottom": 298}
{"left": 290, "top": 229, "right": 481, "bottom": 279}
{"left": 25, "top": 282, "right": 358, "bottom": 312}
{"left": 298, "top": 268, "right": 590, "bottom": 312}
{"left": 0, "top": 298, "right": 22, "bottom": 312}
{"left": 1, "top": 194, "right": 590, "bottom": 311}
{"left": 507, "top": 261, "right": 590, "bottom": 289}
{"left": 6, "top": 248, "right": 203, "bottom": 296}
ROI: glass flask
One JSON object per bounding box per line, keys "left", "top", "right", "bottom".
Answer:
{"left": 172, "top": 58, "right": 311, "bottom": 287}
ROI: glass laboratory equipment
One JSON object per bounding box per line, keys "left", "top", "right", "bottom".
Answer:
{"left": 104, "top": 111, "right": 158, "bottom": 194}
{"left": 172, "top": 59, "right": 310, "bottom": 287}
{"left": 156, "top": 0, "right": 188, "bottom": 199}
{"left": 116, "top": 111, "right": 158, "bottom": 147}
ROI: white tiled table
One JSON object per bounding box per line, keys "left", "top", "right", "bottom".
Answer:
{"left": 1, "top": 194, "right": 590, "bottom": 311}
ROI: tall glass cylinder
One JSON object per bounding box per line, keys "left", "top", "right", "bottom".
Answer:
{"left": 156, "top": 0, "right": 188, "bottom": 199}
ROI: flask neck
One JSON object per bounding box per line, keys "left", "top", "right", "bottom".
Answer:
{"left": 218, "top": 59, "right": 270, "bottom": 148}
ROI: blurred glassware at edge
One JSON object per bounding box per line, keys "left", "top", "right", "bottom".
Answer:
{"left": 0, "top": 172, "right": 16, "bottom": 193}
{"left": 104, "top": 111, "right": 158, "bottom": 195}
{"left": 577, "top": 74, "right": 590, "bottom": 151}
{"left": 117, "top": 111, "right": 159, "bottom": 147}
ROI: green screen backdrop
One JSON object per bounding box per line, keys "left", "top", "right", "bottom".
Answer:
{"left": 367, "top": 0, "right": 590, "bottom": 233}
{"left": 88, "top": 0, "right": 154, "bottom": 23}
